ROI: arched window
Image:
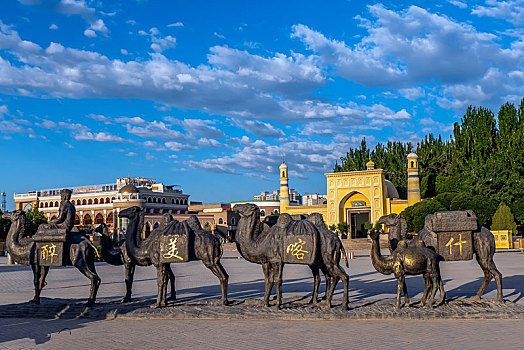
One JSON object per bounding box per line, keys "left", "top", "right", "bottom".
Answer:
{"left": 74, "top": 215, "right": 80, "bottom": 225}
{"left": 106, "top": 212, "right": 113, "bottom": 224}
{"left": 100, "top": 198, "right": 104, "bottom": 204}
{"left": 95, "top": 213, "right": 104, "bottom": 224}
{"left": 82, "top": 199, "right": 87, "bottom": 205}
{"left": 162, "top": 198, "right": 166, "bottom": 204}
{"left": 54, "top": 201, "right": 59, "bottom": 207}
{"left": 218, "top": 218, "right": 224, "bottom": 224}
{"left": 144, "top": 222, "right": 151, "bottom": 237}
{"left": 50, "top": 215, "right": 57, "bottom": 221}
{"left": 411, "top": 161, "right": 414, "bottom": 168}
{"left": 45, "top": 202, "right": 49, "bottom": 208}
{"left": 88, "top": 199, "right": 92, "bottom": 205}
{"left": 184, "top": 199, "right": 188, "bottom": 205}
{"left": 274, "top": 209, "right": 279, "bottom": 214}
{"left": 83, "top": 213, "right": 92, "bottom": 225}
{"left": 111, "top": 197, "right": 115, "bottom": 202}
{"left": 40, "top": 202, "right": 44, "bottom": 208}
{"left": 260, "top": 210, "right": 266, "bottom": 217}
{"left": 106, "top": 197, "right": 110, "bottom": 204}
{"left": 94, "top": 198, "right": 98, "bottom": 204}
{"left": 171, "top": 199, "right": 175, "bottom": 204}
{"left": 147, "top": 197, "right": 152, "bottom": 203}
{"left": 71, "top": 200, "right": 76, "bottom": 205}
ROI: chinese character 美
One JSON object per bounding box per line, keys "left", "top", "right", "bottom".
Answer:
{"left": 163, "top": 237, "right": 184, "bottom": 261}
{"left": 41, "top": 244, "right": 59, "bottom": 263}
{"left": 445, "top": 233, "right": 467, "bottom": 256}
{"left": 286, "top": 238, "right": 309, "bottom": 260}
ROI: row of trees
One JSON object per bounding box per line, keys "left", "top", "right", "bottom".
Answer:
{"left": 335, "top": 98, "right": 524, "bottom": 230}
{"left": 0, "top": 207, "right": 47, "bottom": 241}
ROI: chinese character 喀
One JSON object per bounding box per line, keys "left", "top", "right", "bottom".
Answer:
{"left": 163, "top": 237, "right": 184, "bottom": 261}
{"left": 286, "top": 238, "right": 309, "bottom": 260}
{"left": 445, "top": 233, "right": 467, "bottom": 256}
{"left": 41, "top": 244, "right": 59, "bottom": 263}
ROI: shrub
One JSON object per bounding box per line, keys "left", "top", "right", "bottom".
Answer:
{"left": 491, "top": 204, "right": 517, "bottom": 234}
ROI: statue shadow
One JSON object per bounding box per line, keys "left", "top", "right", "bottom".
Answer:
{"left": 0, "top": 301, "right": 100, "bottom": 345}
{"left": 445, "top": 274, "right": 524, "bottom": 302}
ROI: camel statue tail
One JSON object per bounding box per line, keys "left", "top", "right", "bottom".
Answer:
{"left": 340, "top": 243, "right": 349, "bottom": 268}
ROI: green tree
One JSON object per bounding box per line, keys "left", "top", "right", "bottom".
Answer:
{"left": 401, "top": 199, "right": 446, "bottom": 232}
{"left": 337, "top": 222, "right": 349, "bottom": 237}
{"left": 328, "top": 224, "right": 337, "bottom": 232}
{"left": 0, "top": 209, "right": 11, "bottom": 241}
{"left": 491, "top": 204, "right": 517, "bottom": 234}
{"left": 25, "top": 207, "right": 47, "bottom": 236}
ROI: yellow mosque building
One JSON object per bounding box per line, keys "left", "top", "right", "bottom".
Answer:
{"left": 279, "top": 153, "right": 421, "bottom": 238}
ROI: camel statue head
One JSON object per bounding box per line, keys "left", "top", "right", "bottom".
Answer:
{"left": 367, "top": 227, "right": 380, "bottom": 240}
{"left": 233, "top": 203, "right": 258, "bottom": 218}
{"left": 377, "top": 213, "right": 402, "bottom": 226}
{"left": 2, "top": 209, "right": 25, "bottom": 222}
{"left": 119, "top": 206, "right": 141, "bottom": 219}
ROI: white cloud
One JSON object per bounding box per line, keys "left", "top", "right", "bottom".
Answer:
{"left": 145, "top": 152, "right": 156, "bottom": 160}
{"left": 126, "top": 151, "right": 138, "bottom": 157}
{"left": 399, "top": 87, "right": 425, "bottom": 100}
{"left": 167, "top": 22, "right": 184, "bottom": 27}
{"left": 447, "top": 0, "right": 467, "bottom": 9}
{"left": 472, "top": 0, "right": 524, "bottom": 26}
{"left": 214, "top": 32, "right": 226, "bottom": 39}
{"left": 0, "top": 105, "right": 8, "bottom": 115}
{"left": 74, "top": 130, "right": 124, "bottom": 142}
{"left": 232, "top": 119, "right": 285, "bottom": 138}
{"left": 86, "top": 113, "right": 111, "bottom": 124}
{"left": 49, "top": 23, "right": 58, "bottom": 30}
{"left": 120, "top": 49, "right": 129, "bottom": 55}
{"left": 115, "top": 116, "right": 146, "bottom": 124}
{"left": 165, "top": 141, "right": 194, "bottom": 151}
{"left": 126, "top": 120, "right": 183, "bottom": 139}
{"left": 38, "top": 119, "right": 57, "bottom": 129}
{"left": 84, "top": 29, "right": 96, "bottom": 38}
{"left": 140, "top": 27, "right": 176, "bottom": 52}
{"left": 179, "top": 118, "right": 225, "bottom": 138}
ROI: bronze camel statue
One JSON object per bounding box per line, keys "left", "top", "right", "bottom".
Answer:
{"left": 119, "top": 206, "right": 229, "bottom": 308}
{"left": 95, "top": 222, "right": 177, "bottom": 302}
{"left": 3, "top": 210, "right": 100, "bottom": 306}
{"left": 368, "top": 228, "right": 445, "bottom": 308}
{"left": 233, "top": 204, "right": 349, "bottom": 309}
{"left": 378, "top": 212, "right": 503, "bottom": 302}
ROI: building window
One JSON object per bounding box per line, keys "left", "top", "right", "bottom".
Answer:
{"left": 111, "top": 197, "right": 115, "bottom": 202}
{"left": 260, "top": 210, "right": 266, "bottom": 217}
{"left": 84, "top": 213, "right": 92, "bottom": 225}
{"left": 184, "top": 199, "right": 188, "bottom": 205}
{"left": 45, "top": 202, "right": 49, "bottom": 208}
{"left": 148, "top": 197, "right": 152, "bottom": 203}
{"left": 74, "top": 215, "right": 80, "bottom": 225}
{"left": 411, "top": 161, "right": 414, "bottom": 168}
{"left": 106, "top": 197, "right": 110, "bottom": 204}
{"left": 162, "top": 198, "right": 166, "bottom": 204}
{"left": 88, "top": 199, "right": 93, "bottom": 205}
{"left": 95, "top": 213, "right": 104, "bottom": 224}
{"left": 82, "top": 199, "right": 87, "bottom": 205}
{"left": 107, "top": 212, "right": 113, "bottom": 224}
{"left": 54, "top": 201, "right": 59, "bottom": 207}
{"left": 50, "top": 215, "right": 57, "bottom": 221}
{"left": 218, "top": 218, "right": 224, "bottom": 224}
{"left": 40, "top": 202, "right": 44, "bottom": 208}
{"left": 94, "top": 198, "right": 98, "bottom": 205}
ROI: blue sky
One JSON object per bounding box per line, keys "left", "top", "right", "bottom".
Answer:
{"left": 1, "top": 0, "right": 524, "bottom": 209}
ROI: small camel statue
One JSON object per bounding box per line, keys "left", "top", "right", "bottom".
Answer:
{"left": 3, "top": 210, "right": 101, "bottom": 306}
{"left": 95, "top": 222, "right": 177, "bottom": 302}
{"left": 368, "top": 227, "right": 445, "bottom": 309}
{"left": 233, "top": 204, "right": 349, "bottom": 309}
{"left": 377, "top": 212, "right": 503, "bottom": 302}
{"left": 119, "top": 206, "right": 229, "bottom": 308}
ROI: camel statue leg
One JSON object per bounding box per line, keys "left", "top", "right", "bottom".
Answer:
{"left": 308, "top": 265, "right": 321, "bottom": 304}
{"left": 152, "top": 264, "right": 168, "bottom": 308}
{"left": 472, "top": 250, "right": 503, "bottom": 302}
{"left": 30, "top": 264, "right": 43, "bottom": 304}
{"left": 72, "top": 248, "right": 101, "bottom": 306}
{"left": 323, "top": 273, "right": 332, "bottom": 301}
{"left": 436, "top": 275, "right": 446, "bottom": 305}
{"left": 205, "top": 261, "right": 229, "bottom": 305}
{"left": 402, "top": 279, "right": 410, "bottom": 308}
{"left": 326, "top": 276, "right": 340, "bottom": 308}
{"left": 262, "top": 263, "right": 274, "bottom": 307}
{"left": 166, "top": 265, "right": 177, "bottom": 301}
{"left": 123, "top": 262, "right": 135, "bottom": 303}
{"left": 395, "top": 274, "right": 405, "bottom": 309}
{"left": 39, "top": 265, "right": 50, "bottom": 291}
{"left": 274, "top": 263, "right": 284, "bottom": 309}
{"left": 426, "top": 274, "right": 439, "bottom": 308}
{"left": 420, "top": 275, "right": 430, "bottom": 306}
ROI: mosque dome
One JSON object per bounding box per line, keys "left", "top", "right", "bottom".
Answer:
{"left": 385, "top": 180, "right": 400, "bottom": 199}
{"left": 118, "top": 184, "right": 139, "bottom": 194}
{"left": 407, "top": 152, "right": 418, "bottom": 159}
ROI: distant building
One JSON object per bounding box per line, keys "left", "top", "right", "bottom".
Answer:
{"left": 188, "top": 203, "right": 240, "bottom": 239}
{"left": 302, "top": 193, "right": 328, "bottom": 206}
{"left": 14, "top": 176, "right": 189, "bottom": 239}
{"left": 253, "top": 189, "right": 302, "bottom": 205}
{"left": 231, "top": 200, "right": 280, "bottom": 220}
